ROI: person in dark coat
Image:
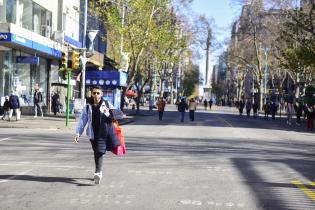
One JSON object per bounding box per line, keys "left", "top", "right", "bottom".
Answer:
{"left": 52, "top": 92, "right": 60, "bottom": 115}
{"left": 271, "top": 102, "right": 278, "bottom": 120}
{"left": 34, "top": 86, "right": 43, "bottom": 118}
{"left": 9, "top": 91, "right": 21, "bottom": 121}
{"left": 306, "top": 104, "right": 314, "bottom": 130}
{"left": 1, "top": 96, "right": 10, "bottom": 120}
{"left": 238, "top": 100, "right": 245, "bottom": 116}
{"left": 209, "top": 99, "right": 213, "bottom": 110}
{"left": 263, "top": 102, "right": 271, "bottom": 120}
{"left": 203, "top": 99, "right": 208, "bottom": 110}
{"left": 294, "top": 102, "right": 303, "bottom": 125}
{"left": 75, "top": 86, "right": 120, "bottom": 184}
{"left": 245, "top": 100, "right": 252, "bottom": 118}
{"left": 178, "top": 98, "right": 188, "bottom": 122}
{"left": 252, "top": 102, "right": 258, "bottom": 118}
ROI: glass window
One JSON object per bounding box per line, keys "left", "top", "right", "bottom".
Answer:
{"left": 6, "top": 0, "right": 17, "bottom": 24}
{"left": 21, "top": 0, "right": 32, "bottom": 30}
{"left": 12, "top": 51, "right": 32, "bottom": 106}
{"left": 0, "top": 50, "right": 13, "bottom": 103}
{"left": 32, "top": 2, "right": 52, "bottom": 37}
{"left": 30, "top": 58, "right": 47, "bottom": 105}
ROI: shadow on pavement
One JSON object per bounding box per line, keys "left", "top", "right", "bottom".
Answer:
{"left": 0, "top": 175, "right": 94, "bottom": 186}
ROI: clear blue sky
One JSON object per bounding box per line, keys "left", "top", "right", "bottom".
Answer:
{"left": 190, "top": 0, "right": 242, "bottom": 88}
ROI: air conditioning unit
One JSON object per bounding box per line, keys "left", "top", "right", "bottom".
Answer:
{"left": 51, "top": 31, "right": 64, "bottom": 43}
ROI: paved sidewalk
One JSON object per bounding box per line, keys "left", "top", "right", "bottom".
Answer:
{"left": 0, "top": 109, "right": 144, "bottom": 130}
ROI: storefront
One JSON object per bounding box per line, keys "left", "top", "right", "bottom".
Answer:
{"left": 0, "top": 23, "right": 63, "bottom": 113}
{"left": 85, "top": 71, "right": 128, "bottom": 109}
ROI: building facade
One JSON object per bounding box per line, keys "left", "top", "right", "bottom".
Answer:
{"left": 0, "top": 0, "right": 107, "bottom": 114}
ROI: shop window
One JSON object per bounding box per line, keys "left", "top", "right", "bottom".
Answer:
{"left": 0, "top": 51, "right": 13, "bottom": 102}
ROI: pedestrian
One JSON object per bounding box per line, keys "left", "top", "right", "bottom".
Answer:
{"left": 306, "top": 104, "right": 314, "bottom": 130}
{"left": 156, "top": 97, "right": 166, "bottom": 120}
{"left": 252, "top": 102, "right": 258, "bottom": 118}
{"left": 34, "top": 86, "right": 44, "bottom": 118}
{"left": 9, "top": 91, "right": 21, "bottom": 121}
{"left": 263, "top": 102, "right": 271, "bottom": 120}
{"left": 52, "top": 92, "right": 60, "bottom": 115}
{"left": 1, "top": 96, "right": 10, "bottom": 120}
{"left": 203, "top": 99, "right": 208, "bottom": 110}
{"left": 209, "top": 99, "right": 213, "bottom": 110}
{"left": 238, "top": 100, "right": 245, "bottom": 116}
{"left": 188, "top": 98, "right": 197, "bottom": 121}
{"left": 245, "top": 100, "right": 252, "bottom": 118}
{"left": 294, "top": 102, "right": 303, "bottom": 126}
{"left": 75, "top": 86, "right": 120, "bottom": 184}
{"left": 270, "top": 102, "right": 277, "bottom": 120}
{"left": 178, "top": 98, "right": 188, "bottom": 122}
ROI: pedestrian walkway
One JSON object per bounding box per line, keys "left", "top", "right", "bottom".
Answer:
{"left": 0, "top": 111, "right": 136, "bottom": 130}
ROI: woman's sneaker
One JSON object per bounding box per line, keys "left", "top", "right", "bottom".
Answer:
{"left": 94, "top": 171, "right": 102, "bottom": 184}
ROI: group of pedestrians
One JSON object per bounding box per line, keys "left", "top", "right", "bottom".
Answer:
{"left": 0, "top": 91, "right": 21, "bottom": 121}
{"left": 0, "top": 86, "right": 44, "bottom": 121}
{"left": 203, "top": 99, "right": 213, "bottom": 110}
{"left": 236, "top": 99, "right": 315, "bottom": 130}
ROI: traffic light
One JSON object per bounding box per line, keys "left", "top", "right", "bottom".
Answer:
{"left": 72, "top": 51, "right": 80, "bottom": 70}
{"left": 61, "top": 51, "right": 68, "bottom": 69}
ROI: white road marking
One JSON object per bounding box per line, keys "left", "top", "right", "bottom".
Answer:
{"left": 0, "top": 169, "right": 32, "bottom": 183}
{"left": 0, "top": 137, "right": 10, "bottom": 142}
{"left": 0, "top": 163, "right": 89, "bottom": 169}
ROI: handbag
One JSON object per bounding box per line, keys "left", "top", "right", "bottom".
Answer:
{"left": 111, "top": 121, "right": 126, "bottom": 156}
{"left": 104, "top": 100, "right": 124, "bottom": 120}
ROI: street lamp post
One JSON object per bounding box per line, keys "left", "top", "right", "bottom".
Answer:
{"left": 81, "top": 0, "right": 88, "bottom": 104}
{"left": 264, "top": 48, "right": 268, "bottom": 104}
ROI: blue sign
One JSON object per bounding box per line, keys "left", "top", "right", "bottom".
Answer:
{"left": 0, "top": 33, "right": 11, "bottom": 41}
{"left": 16, "top": 56, "right": 39, "bottom": 65}
{"left": 86, "top": 71, "right": 128, "bottom": 88}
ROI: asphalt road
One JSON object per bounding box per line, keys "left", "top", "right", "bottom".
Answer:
{"left": 0, "top": 105, "right": 314, "bottom": 210}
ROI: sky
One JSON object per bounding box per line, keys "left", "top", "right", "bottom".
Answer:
{"left": 190, "top": 0, "right": 242, "bottom": 90}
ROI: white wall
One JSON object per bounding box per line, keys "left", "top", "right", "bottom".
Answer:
{"left": 63, "top": 0, "right": 80, "bottom": 41}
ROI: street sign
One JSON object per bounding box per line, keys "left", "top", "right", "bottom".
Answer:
{"left": 16, "top": 56, "right": 39, "bottom": 65}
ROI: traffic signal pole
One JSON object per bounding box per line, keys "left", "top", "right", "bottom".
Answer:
{"left": 66, "top": 70, "right": 71, "bottom": 127}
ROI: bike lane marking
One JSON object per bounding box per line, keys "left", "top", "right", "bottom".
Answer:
{"left": 292, "top": 180, "right": 315, "bottom": 202}
{"left": 0, "top": 169, "right": 32, "bottom": 183}
{"left": 217, "top": 117, "right": 233, "bottom": 127}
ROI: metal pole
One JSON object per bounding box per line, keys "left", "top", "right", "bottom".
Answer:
{"left": 81, "top": 0, "right": 88, "bottom": 104}
{"left": 264, "top": 49, "right": 268, "bottom": 104}
{"left": 66, "top": 71, "right": 71, "bottom": 127}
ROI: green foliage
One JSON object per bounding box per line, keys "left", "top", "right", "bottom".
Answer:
{"left": 182, "top": 65, "right": 201, "bottom": 97}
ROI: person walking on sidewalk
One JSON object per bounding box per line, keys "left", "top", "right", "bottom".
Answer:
{"left": 34, "top": 86, "right": 43, "bottom": 118}
{"left": 156, "top": 97, "right": 166, "bottom": 121}
{"left": 1, "top": 96, "right": 10, "bottom": 120}
{"left": 294, "top": 102, "right": 303, "bottom": 126}
{"left": 178, "top": 98, "right": 188, "bottom": 122}
{"left": 253, "top": 102, "right": 258, "bottom": 118}
{"left": 209, "top": 99, "right": 213, "bottom": 110}
{"left": 271, "top": 102, "right": 277, "bottom": 120}
{"left": 52, "top": 92, "right": 60, "bottom": 116}
{"left": 9, "top": 91, "right": 21, "bottom": 121}
{"left": 306, "top": 104, "right": 314, "bottom": 130}
{"left": 188, "top": 98, "right": 197, "bottom": 121}
{"left": 245, "top": 100, "right": 252, "bottom": 118}
{"left": 75, "top": 86, "right": 120, "bottom": 184}
{"left": 203, "top": 99, "right": 208, "bottom": 110}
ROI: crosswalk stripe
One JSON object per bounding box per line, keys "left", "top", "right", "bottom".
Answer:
{"left": 292, "top": 180, "right": 315, "bottom": 201}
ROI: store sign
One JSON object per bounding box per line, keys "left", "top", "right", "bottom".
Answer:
{"left": 0, "top": 33, "right": 10, "bottom": 41}
{"left": 16, "top": 56, "right": 39, "bottom": 65}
